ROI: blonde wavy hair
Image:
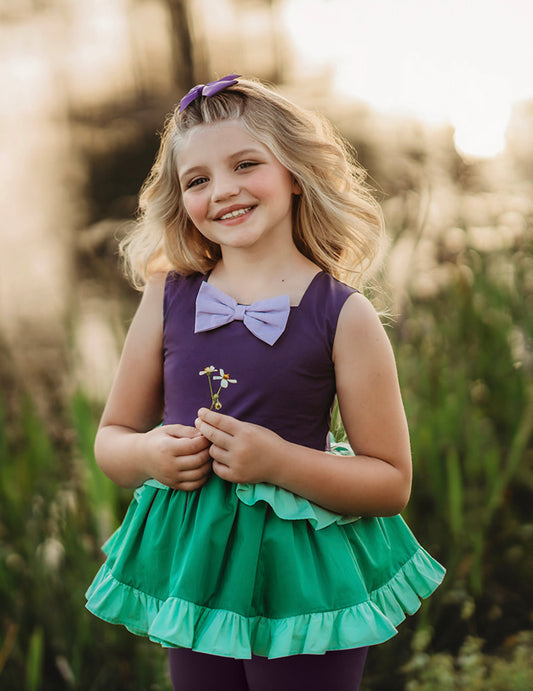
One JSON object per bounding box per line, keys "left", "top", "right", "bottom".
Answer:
{"left": 121, "top": 76, "right": 385, "bottom": 289}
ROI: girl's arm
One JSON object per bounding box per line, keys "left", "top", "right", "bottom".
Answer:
{"left": 196, "top": 293, "right": 412, "bottom": 516}
{"left": 95, "top": 273, "right": 211, "bottom": 490}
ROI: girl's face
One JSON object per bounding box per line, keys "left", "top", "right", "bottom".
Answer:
{"left": 177, "top": 119, "right": 300, "bottom": 255}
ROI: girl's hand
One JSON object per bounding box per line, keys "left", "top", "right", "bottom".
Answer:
{"left": 141, "top": 424, "right": 212, "bottom": 491}
{"left": 195, "top": 408, "right": 285, "bottom": 485}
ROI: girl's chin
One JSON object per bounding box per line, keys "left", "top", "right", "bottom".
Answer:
{"left": 201, "top": 229, "right": 264, "bottom": 250}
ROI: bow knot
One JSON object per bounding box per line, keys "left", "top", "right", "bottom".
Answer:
{"left": 233, "top": 304, "right": 246, "bottom": 321}
{"left": 179, "top": 74, "right": 240, "bottom": 113}
{"left": 194, "top": 281, "right": 290, "bottom": 346}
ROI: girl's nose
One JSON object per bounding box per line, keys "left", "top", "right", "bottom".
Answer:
{"left": 211, "top": 175, "right": 240, "bottom": 202}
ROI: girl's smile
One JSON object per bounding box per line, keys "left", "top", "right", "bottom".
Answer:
{"left": 214, "top": 204, "right": 255, "bottom": 223}
{"left": 177, "top": 120, "right": 300, "bottom": 253}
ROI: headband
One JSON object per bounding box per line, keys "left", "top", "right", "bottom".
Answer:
{"left": 179, "top": 73, "right": 240, "bottom": 113}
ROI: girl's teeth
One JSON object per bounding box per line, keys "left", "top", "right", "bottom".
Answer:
{"left": 219, "top": 207, "right": 252, "bottom": 220}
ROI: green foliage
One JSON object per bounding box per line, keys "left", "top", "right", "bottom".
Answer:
{"left": 26, "top": 627, "right": 44, "bottom": 691}
{"left": 394, "top": 245, "right": 533, "bottom": 602}
{"left": 0, "top": 390, "right": 172, "bottom": 690}
{"left": 359, "top": 239, "right": 533, "bottom": 688}
{"left": 404, "top": 630, "right": 533, "bottom": 691}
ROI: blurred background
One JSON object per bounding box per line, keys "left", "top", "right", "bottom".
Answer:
{"left": 1, "top": 0, "right": 532, "bottom": 689}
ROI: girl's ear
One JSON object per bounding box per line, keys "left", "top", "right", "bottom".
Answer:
{"left": 292, "top": 178, "right": 302, "bottom": 195}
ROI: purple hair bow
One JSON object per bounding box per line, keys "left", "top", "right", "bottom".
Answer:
{"left": 179, "top": 73, "right": 240, "bottom": 113}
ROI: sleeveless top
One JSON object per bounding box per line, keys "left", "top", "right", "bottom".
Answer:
{"left": 85, "top": 271, "right": 445, "bottom": 659}
{"left": 163, "top": 270, "right": 352, "bottom": 446}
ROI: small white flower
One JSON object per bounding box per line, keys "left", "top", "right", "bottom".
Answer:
{"left": 213, "top": 368, "right": 237, "bottom": 388}
{"left": 200, "top": 364, "right": 238, "bottom": 410}
{"left": 199, "top": 365, "right": 217, "bottom": 375}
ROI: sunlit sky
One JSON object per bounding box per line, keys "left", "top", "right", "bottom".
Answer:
{"left": 282, "top": 0, "right": 533, "bottom": 157}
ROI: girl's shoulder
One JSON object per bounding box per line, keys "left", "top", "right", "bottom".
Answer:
{"left": 310, "top": 272, "right": 387, "bottom": 353}
{"left": 333, "top": 286, "right": 392, "bottom": 367}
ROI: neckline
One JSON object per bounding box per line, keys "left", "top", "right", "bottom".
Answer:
{"left": 203, "top": 270, "right": 325, "bottom": 308}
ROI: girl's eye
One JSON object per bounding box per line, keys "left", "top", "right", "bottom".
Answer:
{"left": 236, "top": 161, "right": 258, "bottom": 171}
{"left": 186, "top": 176, "right": 208, "bottom": 189}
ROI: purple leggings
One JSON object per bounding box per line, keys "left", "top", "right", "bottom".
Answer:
{"left": 168, "top": 647, "right": 368, "bottom": 691}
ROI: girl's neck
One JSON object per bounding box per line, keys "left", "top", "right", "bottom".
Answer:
{"left": 209, "top": 246, "right": 320, "bottom": 306}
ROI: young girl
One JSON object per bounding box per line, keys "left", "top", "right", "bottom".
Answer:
{"left": 86, "top": 74, "right": 445, "bottom": 691}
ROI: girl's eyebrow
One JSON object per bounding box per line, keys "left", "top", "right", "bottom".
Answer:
{"left": 178, "top": 165, "right": 205, "bottom": 183}
{"left": 229, "top": 147, "right": 264, "bottom": 159}
{"left": 179, "top": 147, "right": 265, "bottom": 181}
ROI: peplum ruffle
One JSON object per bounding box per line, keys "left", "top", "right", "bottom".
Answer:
{"left": 86, "top": 475, "right": 445, "bottom": 659}
{"left": 235, "top": 439, "right": 361, "bottom": 530}
{"left": 234, "top": 482, "right": 359, "bottom": 530}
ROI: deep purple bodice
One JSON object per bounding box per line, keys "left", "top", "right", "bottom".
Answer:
{"left": 163, "top": 271, "right": 356, "bottom": 450}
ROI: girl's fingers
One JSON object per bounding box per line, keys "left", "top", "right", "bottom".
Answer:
{"left": 185, "top": 434, "right": 212, "bottom": 452}
{"left": 212, "top": 460, "right": 231, "bottom": 481}
{"left": 196, "top": 408, "right": 239, "bottom": 434}
{"left": 173, "top": 464, "right": 212, "bottom": 483}
{"left": 163, "top": 423, "right": 202, "bottom": 438}
{"left": 195, "top": 418, "right": 233, "bottom": 451}
{"left": 167, "top": 434, "right": 211, "bottom": 456}
{"left": 171, "top": 468, "right": 212, "bottom": 491}
{"left": 208, "top": 444, "right": 230, "bottom": 464}
{"left": 173, "top": 449, "right": 212, "bottom": 470}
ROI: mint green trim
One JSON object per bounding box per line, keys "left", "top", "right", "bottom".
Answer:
{"left": 86, "top": 547, "right": 445, "bottom": 659}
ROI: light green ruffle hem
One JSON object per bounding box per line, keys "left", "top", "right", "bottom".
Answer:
{"left": 86, "top": 545, "right": 445, "bottom": 659}
{"left": 145, "top": 438, "right": 360, "bottom": 531}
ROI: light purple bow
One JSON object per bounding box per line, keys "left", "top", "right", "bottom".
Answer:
{"left": 179, "top": 74, "right": 240, "bottom": 113}
{"left": 194, "top": 281, "right": 290, "bottom": 346}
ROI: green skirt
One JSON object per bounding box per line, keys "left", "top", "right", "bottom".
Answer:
{"left": 85, "top": 471, "right": 445, "bottom": 659}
